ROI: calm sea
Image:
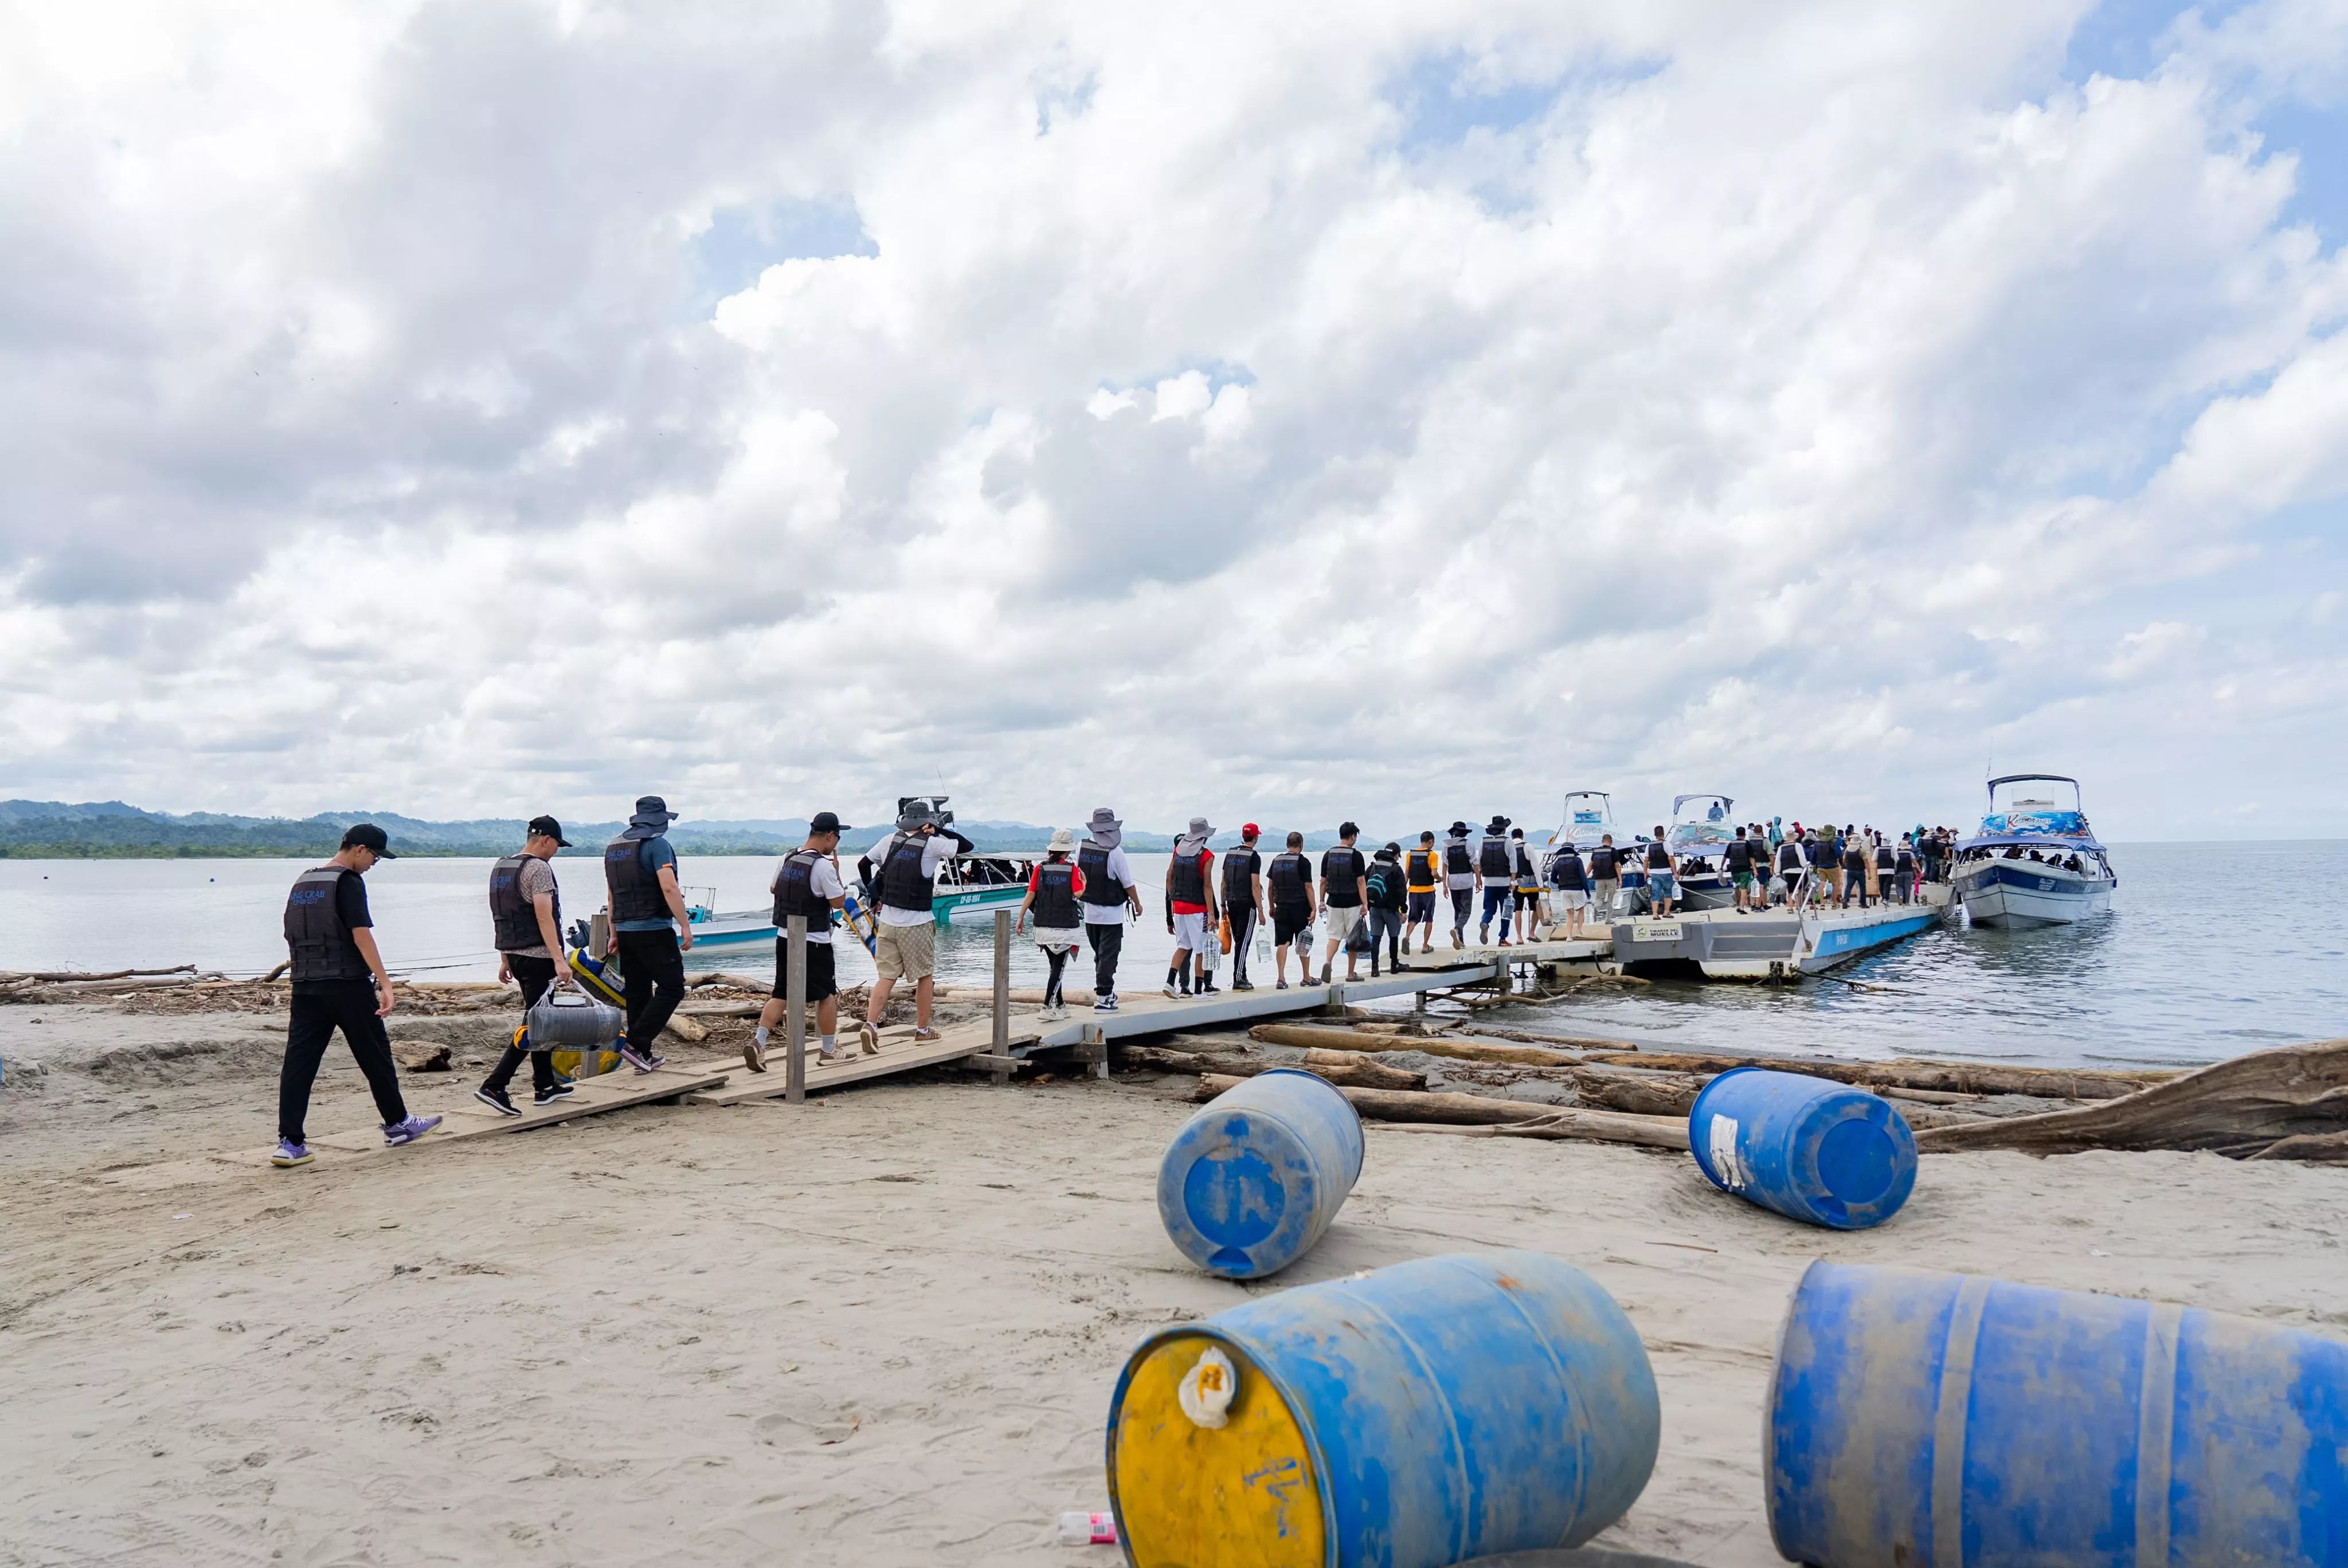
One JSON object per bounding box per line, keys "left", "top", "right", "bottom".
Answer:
{"left": 0, "top": 843, "right": 2339, "bottom": 1071}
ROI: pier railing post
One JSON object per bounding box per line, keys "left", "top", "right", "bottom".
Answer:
{"left": 785, "top": 915, "right": 807, "bottom": 1105}
{"left": 991, "top": 910, "right": 1013, "bottom": 1085}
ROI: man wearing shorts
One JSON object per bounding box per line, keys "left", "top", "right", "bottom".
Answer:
{"left": 1726, "top": 825, "right": 1755, "bottom": 912}
{"left": 1318, "top": 822, "right": 1369, "bottom": 985}
{"left": 1164, "top": 817, "right": 1218, "bottom": 998}
{"left": 1403, "top": 831, "right": 1441, "bottom": 953}
{"left": 1265, "top": 832, "right": 1317, "bottom": 988}
{"left": 1548, "top": 841, "right": 1591, "bottom": 938}
{"left": 752, "top": 811, "right": 851, "bottom": 1071}
{"left": 859, "top": 806, "right": 974, "bottom": 1048}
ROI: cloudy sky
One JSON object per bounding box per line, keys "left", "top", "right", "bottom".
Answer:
{"left": 1, "top": 0, "right": 2342, "bottom": 840}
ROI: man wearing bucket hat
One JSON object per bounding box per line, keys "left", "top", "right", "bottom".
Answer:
{"left": 1476, "top": 815, "right": 1516, "bottom": 947}
{"left": 1441, "top": 820, "right": 1477, "bottom": 948}
{"left": 1076, "top": 807, "right": 1143, "bottom": 1012}
{"left": 1163, "top": 817, "right": 1219, "bottom": 999}
{"left": 604, "top": 794, "right": 694, "bottom": 1073}
{"left": 271, "top": 824, "right": 440, "bottom": 1167}
{"left": 475, "top": 816, "right": 578, "bottom": 1116}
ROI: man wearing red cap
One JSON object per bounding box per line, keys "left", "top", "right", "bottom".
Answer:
{"left": 1221, "top": 824, "right": 1266, "bottom": 991}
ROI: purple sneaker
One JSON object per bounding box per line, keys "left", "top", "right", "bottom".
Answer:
{"left": 270, "top": 1139, "right": 314, "bottom": 1168}
{"left": 618, "top": 1041, "right": 664, "bottom": 1074}
{"left": 382, "top": 1114, "right": 443, "bottom": 1147}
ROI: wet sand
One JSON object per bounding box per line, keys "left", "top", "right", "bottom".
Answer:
{"left": 3, "top": 1002, "right": 2344, "bottom": 1567}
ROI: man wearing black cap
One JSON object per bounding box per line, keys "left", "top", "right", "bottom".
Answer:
{"left": 604, "top": 795, "right": 693, "bottom": 1073}
{"left": 271, "top": 824, "right": 440, "bottom": 1167}
{"left": 475, "top": 816, "right": 577, "bottom": 1116}
{"left": 749, "top": 811, "right": 851, "bottom": 1071}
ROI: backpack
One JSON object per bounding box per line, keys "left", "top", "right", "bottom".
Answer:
{"left": 1365, "top": 860, "right": 1402, "bottom": 909}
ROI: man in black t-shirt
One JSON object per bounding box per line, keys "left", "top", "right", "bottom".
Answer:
{"left": 1222, "top": 825, "right": 1266, "bottom": 991}
{"left": 1265, "top": 832, "right": 1317, "bottom": 989}
{"left": 1317, "top": 822, "right": 1369, "bottom": 985}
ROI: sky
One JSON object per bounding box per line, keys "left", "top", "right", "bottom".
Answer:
{"left": 0, "top": 0, "right": 2343, "bottom": 842}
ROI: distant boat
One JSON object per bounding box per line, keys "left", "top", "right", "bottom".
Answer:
{"left": 858, "top": 795, "right": 1037, "bottom": 926}
{"left": 1952, "top": 774, "right": 2117, "bottom": 929}
{"left": 1665, "top": 792, "right": 1739, "bottom": 911}
{"left": 1543, "top": 789, "right": 1617, "bottom": 855}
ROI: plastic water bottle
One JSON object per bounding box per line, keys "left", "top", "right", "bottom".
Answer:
{"left": 1056, "top": 1511, "right": 1117, "bottom": 1546}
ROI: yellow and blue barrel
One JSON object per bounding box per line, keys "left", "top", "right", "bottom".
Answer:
{"left": 1108, "top": 1251, "right": 1660, "bottom": 1568}
{"left": 1157, "top": 1068, "right": 1364, "bottom": 1279}
{"left": 1688, "top": 1067, "right": 1915, "bottom": 1229}
{"left": 1768, "top": 1260, "right": 2348, "bottom": 1566}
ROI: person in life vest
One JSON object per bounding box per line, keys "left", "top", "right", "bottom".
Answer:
{"left": 1364, "top": 843, "right": 1410, "bottom": 976}
{"left": 1318, "top": 822, "right": 1370, "bottom": 985}
{"left": 1401, "top": 830, "right": 1441, "bottom": 954}
{"left": 604, "top": 795, "right": 694, "bottom": 1073}
{"left": 1442, "top": 821, "right": 1477, "bottom": 948}
{"left": 1893, "top": 833, "right": 1917, "bottom": 905}
{"left": 1075, "top": 807, "right": 1144, "bottom": 1012}
{"left": 750, "top": 810, "right": 853, "bottom": 1071}
{"left": 856, "top": 803, "right": 976, "bottom": 1047}
{"left": 1163, "top": 817, "right": 1219, "bottom": 999}
{"left": 1264, "top": 831, "right": 1318, "bottom": 988}
{"left": 1016, "top": 827, "right": 1087, "bottom": 1021}
{"left": 1547, "top": 839, "right": 1591, "bottom": 939}
{"left": 475, "top": 815, "right": 578, "bottom": 1116}
{"left": 1588, "top": 833, "right": 1621, "bottom": 921}
{"left": 1476, "top": 816, "right": 1515, "bottom": 946}
{"left": 271, "top": 824, "right": 440, "bottom": 1167}
{"left": 1509, "top": 827, "right": 1543, "bottom": 943}
{"left": 1221, "top": 824, "right": 1265, "bottom": 991}
{"left": 1645, "top": 828, "right": 1677, "bottom": 917}
{"left": 1724, "top": 825, "right": 1756, "bottom": 914}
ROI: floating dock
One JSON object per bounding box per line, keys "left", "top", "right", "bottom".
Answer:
{"left": 1609, "top": 891, "right": 1948, "bottom": 978}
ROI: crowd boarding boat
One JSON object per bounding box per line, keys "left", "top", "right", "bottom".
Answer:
{"left": 1951, "top": 774, "right": 2117, "bottom": 928}
{"left": 1665, "top": 793, "right": 1739, "bottom": 910}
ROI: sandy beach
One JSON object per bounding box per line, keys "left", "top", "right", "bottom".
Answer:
{"left": 3, "top": 999, "right": 2345, "bottom": 1568}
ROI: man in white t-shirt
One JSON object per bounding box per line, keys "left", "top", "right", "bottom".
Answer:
{"left": 750, "top": 812, "right": 851, "bottom": 1071}
{"left": 856, "top": 806, "right": 975, "bottom": 1048}
{"left": 1077, "top": 806, "right": 1144, "bottom": 1012}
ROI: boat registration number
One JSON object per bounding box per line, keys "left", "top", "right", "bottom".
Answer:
{"left": 1631, "top": 921, "right": 1683, "bottom": 943}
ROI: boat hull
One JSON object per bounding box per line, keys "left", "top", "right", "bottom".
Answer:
{"left": 932, "top": 884, "right": 1027, "bottom": 923}
{"left": 1674, "top": 871, "right": 1736, "bottom": 911}
{"left": 1955, "top": 860, "right": 2115, "bottom": 928}
{"left": 1607, "top": 893, "right": 1943, "bottom": 979}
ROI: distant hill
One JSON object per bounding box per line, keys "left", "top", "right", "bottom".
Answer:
{"left": 0, "top": 801, "right": 1398, "bottom": 859}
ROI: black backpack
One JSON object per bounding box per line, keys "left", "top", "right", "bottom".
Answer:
{"left": 1365, "top": 859, "right": 1403, "bottom": 909}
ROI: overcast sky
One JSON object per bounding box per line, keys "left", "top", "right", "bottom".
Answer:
{"left": 1, "top": 0, "right": 2342, "bottom": 841}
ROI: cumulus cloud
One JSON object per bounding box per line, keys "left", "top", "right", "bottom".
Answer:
{"left": 0, "top": 0, "right": 2343, "bottom": 839}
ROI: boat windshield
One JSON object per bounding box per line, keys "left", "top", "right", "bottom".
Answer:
{"left": 1978, "top": 774, "right": 2091, "bottom": 840}
{"left": 1545, "top": 790, "right": 1615, "bottom": 852}
{"left": 1667, "top": 794, "right": 1737, "bottom": 857}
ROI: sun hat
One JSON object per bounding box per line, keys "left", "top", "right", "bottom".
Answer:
{"left": 1048, "top": 827, "right": 1075, "bottom": 852}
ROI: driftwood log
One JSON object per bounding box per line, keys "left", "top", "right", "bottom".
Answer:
{"left": 1580, "top": 1050, "right": 2153, "bottom": 1101}
{"left": 1249, "top": 1023, "right": 1576, "bottom": 1067}
{"left": 659, "top": 1013, "right": 711, "bottom": 1044}
{"left": 1912, "top": 1041, "right": 2348, "bottom": 1159}
{"left": 1120, "top": 1046, "right": 1426, "bottom": 1091}
{"left": 390, "top": 1040, "right": 452, "bottom": 1072}
{"left": 1449, "top": 1023, "right": 1641, "bottom": 1052}
{"left": 1193, "top": 1075, "right": 1688, "bottom": 1151}
{"left": 1570, "top": 1071, "right": 1703, "bottom": 1118}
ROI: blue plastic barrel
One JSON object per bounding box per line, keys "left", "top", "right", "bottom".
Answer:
{"left": 1109, "top": 1251, "right": 1661, "bottom": 1567}
{"left": 1157, "top": 1068, "right": 1365, "bottom": 1278}
{"left": 1769, "top": 1261, "right": 2348, "bottom": 1567}
{"left": 1687, "top": 1066, "right": 1915, "bottom": 1229}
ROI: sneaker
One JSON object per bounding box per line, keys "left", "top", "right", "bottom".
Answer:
{"left": 742, "top": 1036, "right": 768, "bottom": 1073}
{"left": 619, "top": 1042, "right": 663, "bottom": 1073}
{"left": 817, "top": 1046, "right": 840, "bottom": 1063}
{"left": 383, "top": 1114, "right": 443, "bottom": 1147}
{"left": 534, "top": 1084, "right": 575, "bottom": 1106}
{"left": 269, "top": 1139, "right": 313, "bottom": 1168}
{"left": 1198, "top": 979, "right": 1219, "bottom": 994}
{"left": 1162, "top": 983, "right": 1179, "bottom": 998}
{"left": 858, "top": 1020, "right": 880, "bottom": 1055}
{"left": 1232, "top": 979, "right": 1254, "bottom": 991}
{"left": 1095, "top": 994, "right": 1120, "bottom": 1013}
{"left": 473, "top": 1085, "right": 522, "bottom": 1118}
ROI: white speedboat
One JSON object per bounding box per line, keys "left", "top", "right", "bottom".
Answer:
{"left": 1543, "top": 789, "right": 1617, "bottom": 856}
{"left": 1665, "top": 793, "right": 1740, "bottom": 911}
{"left": 1951, "top": 774, "right": 2117, "bottom": 928}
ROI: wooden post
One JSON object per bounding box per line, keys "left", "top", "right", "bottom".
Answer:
{"left": 991, "top": 910, "right": 1013, "bottom": 1085}
{"left": 785, "top": 915, "right": 807, "bottom": 1105}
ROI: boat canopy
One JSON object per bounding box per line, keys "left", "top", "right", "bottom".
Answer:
{"left": 1969, "top": 773, "right": 2097, "bottom": 848}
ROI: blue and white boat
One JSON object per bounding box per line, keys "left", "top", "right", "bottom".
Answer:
{"left": 1666, "top": 793, "right": 1740, "bottom": 911}
{"left": 1951, "top": 774, "right": 2117, "bottom": 929}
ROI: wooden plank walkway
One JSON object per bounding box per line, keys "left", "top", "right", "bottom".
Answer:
{"left": 682, "top": 1023, "right": 1043, "bottom": 1106}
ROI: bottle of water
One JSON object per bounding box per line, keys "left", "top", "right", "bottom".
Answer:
{"left": 1056, "top": 1511, "right": 1117, "bottom": 1546}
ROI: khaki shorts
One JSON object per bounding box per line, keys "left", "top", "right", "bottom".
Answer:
{"left": 874, "top": 920, "right": 936, "bottom": 983}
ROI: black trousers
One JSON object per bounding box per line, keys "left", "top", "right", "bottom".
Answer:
{"left": 1227, "top": 906, "right": 1256, "bottom": 983}
{"left": 483, "top": 954, "right": 559, "bottom": 1097}
{"left": 616, "top": 927, "right": 686, "bottom": 1050}
{"left": 1367, "top": 908, "right": 1404, "bottom": 974}
{"left": 280, "top": 981, "right": 409, "bottom": 1144}
{"left": 1043, "top": 947, "right": 1071, "bottom": 1006}
{"left": 1087, "top": 921, "right": 1124, "bottom": 996}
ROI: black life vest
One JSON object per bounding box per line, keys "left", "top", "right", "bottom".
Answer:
{"left": 1031, "top": 860, "right": 1079, "bottom": 928}
{"left": 1445, "top": 841, "right": 1473, "bottom": 876}
{"left": 1077, "top": 844, "right": 1124, "bottom": 905}
{"left": 1647, "top": 842, "right": 1672, "bottom": 870}
{"left": 284, "top": 865, "right": 367, "bottom": 983}
{"left": 1267, "top": 851, "right": 1309, "bottom": 906}
{"left": 1406, "top": 848, "right": 1438, "bottom": 888}
{"left": 1588, "top": 846, "right": 1617, "bottom": 877}
{"left": 490, "top": 853, "right": 557, "bottom": 952}
{"left": 1875, "top": 844, "right": 1895, "bottom": 870}
{"left": 1725, "top": 839, "right": 1751, "bottom": 871}
{"left": 1168, "top": 850, "right": 1208, "bottom": 906}
{"left": 773, "top": 847, "right": 826, "bottom": 924}
{"left": 605, "top": 838, "right": 668, "bottom": 926}
{"left": 1477, "top": 837, "right": 1512, "bottom": 877}
{"left": 1780, "top": 842, "right": 1805, "bottom": 873}
{"left": 1513, "top": 844, "right": 1537, "bottom": 884}
{"left": 1322, "top": 848, "right": 1365, "bottom": 905}
{"left": 878, "top": 833, "right": 934, "bottom": 913}
{"left": 1549, "top": 850, "right": 1586, "bottom": 889}
{"left": 1222, "top": 848, "right": 1259, "bottom": 904}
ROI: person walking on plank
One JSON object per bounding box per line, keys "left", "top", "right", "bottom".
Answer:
{"left": 1318, "top": 822, "right": 1369, "bottom": 984}
{"left": 1265, "top": 831, "right": 1317, "bottom": 988}
{"left": 1016, "top": 828, "right": 1086, "bottom": 1021}
{"left": 1442, "top": 821, "right": 1476, "bottom": 948}
{"left": 604, "top": 795, "right": 694, "bottom": 1072}
{"left": 1221, "top": 824, "right": 1266, "bottom": 991}
{"left": 858, "top": 804, "right": 976, "bottom": 1048}
{"left": 1164, "top": 817, "right": 1219, "bottom": 998}
{"left": 475, "top": 816, "right": 577, "bottom": 1116}
{"left": 1075, "top": 806, "right": 1144, "bottom": 1013}
{"left": 272, "top": 824, "right": 440, "bottom": 1167}
{"left": 750, "top": 811, "right": 853, "bottom": 1070}
{"left": 1403, "top": 830, "right": 1441, "bottom": 954}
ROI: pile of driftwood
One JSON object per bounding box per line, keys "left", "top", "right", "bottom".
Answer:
{"left": 1126, "top": 1021, "right": 2348, "bottom": 1165}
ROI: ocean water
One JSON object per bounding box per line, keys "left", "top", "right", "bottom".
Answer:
{"left": 0, "top": 843, "right": 2339, "bottom": 1070}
